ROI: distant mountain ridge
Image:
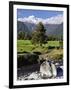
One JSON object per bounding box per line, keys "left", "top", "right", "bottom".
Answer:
{"left": 17, "top": 20, "right": 63, "bottom": 37}
{"left": 18, "top": 14, "right": 63, "bottom": 25}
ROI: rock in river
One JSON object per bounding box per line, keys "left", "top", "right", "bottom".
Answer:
{"left": 40, "top": 61, "right": 57, "bottom": 78}
{"left": 51, "top": 63, "right": 57, "bottom": 77}
{"left": 40, "top": 61, "right": 52, "bottom": 78}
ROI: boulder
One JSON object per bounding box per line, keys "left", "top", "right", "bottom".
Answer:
{"left": 57, "top": 67, "right": 63, "bottom": 77}
{"left": 40, "top": 61, "right": 57, "bottom": 78}
{"left": 40, "top": 61, "right": 52, "bottom": 78}
{"left": 51, "top": 63, "right": 57, "bottom": 77}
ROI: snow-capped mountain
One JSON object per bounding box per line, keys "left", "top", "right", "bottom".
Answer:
{"left": 18, "top": 14, "right": 63, "bottom": 25}
{"left": 17, "top": 14, "right": 63, "bottom": 37}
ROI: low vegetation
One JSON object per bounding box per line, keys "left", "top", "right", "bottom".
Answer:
{"left": 17, "top": 40, "right": 60, "bottom": 53}
{"left": 17, "top": 53, "right": 39, "bottom": 68}
{"left": 48, "top": 49, "right": 63, "bottom": 61}
{"left": 17, "top": 22, "right": 63, "bottom": 68}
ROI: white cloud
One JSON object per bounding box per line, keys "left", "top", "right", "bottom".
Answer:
{"left": 44, "top": 14, "right": 63, "bottom": 24}
{"left": 18, "top": 14, "right": 63, "bottom": 24}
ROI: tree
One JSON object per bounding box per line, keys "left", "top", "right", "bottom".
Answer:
{"left": 31, "top": 22, "right": 47, "bottom": 46}
{"left": 24, "top": 32, "right": 32, "bottom": 40}
{"left": 17, "top": 31, "right": 25, "bottom": 40}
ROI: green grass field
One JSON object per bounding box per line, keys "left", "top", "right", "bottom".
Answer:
{"left": 17, "top": 40, "right": 60, "bottom": 53}
{"left": 17, "top": 40, "right": 63, "bottom": 61}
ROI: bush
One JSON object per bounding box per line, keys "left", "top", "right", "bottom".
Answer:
{"left": 49, "top": 54, "right": 63, "bottom": 60}
{"left": 17, "top": 55, "right": 25, "bottom": 68}
{"left": 17, "top": 51, "right": 29, "bottom": 54}
{"left": 48, "top": 46, "right": 55, "bottom": 49}
{"left": 56, "top": 46, "right": 60, "bottom": 49}
{"left": 22, "top": 51, "right": 29, "bottom": 53}
{"left": 28, "top": 54, "right": 39, "bottom": 64}
{"left": 33, "top": 51, "right": 41, "bottom": 55}
{"left": 17, "top": 53, "right": 39, "bottom": 68}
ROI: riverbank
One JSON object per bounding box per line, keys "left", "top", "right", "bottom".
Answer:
{"left": 17, "top": 62, "right": 63, "bottom": 80}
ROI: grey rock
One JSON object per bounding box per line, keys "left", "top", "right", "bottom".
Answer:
{"left": 40, "top": 61, "right": 52, "bottom": 78}
{"left": 40, "top": 61, "right": 57, "bottom": 78}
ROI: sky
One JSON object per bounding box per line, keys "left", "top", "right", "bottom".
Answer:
{"left": 17, "top": 9, "right": 63, "bottom": 24}
{"left": 17, "top": 9, "right": 63, "bottom": 19}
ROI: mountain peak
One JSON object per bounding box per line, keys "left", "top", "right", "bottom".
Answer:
{"left": 18, "top": 14, "right": 63, "bottom": 25}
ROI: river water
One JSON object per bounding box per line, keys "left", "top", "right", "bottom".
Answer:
{"left": 17, "top": 63, "right": 63, "bottom": 80}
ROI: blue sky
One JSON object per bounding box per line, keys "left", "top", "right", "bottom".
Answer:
{"left": 17, "top": 9, "right": 63, "bottom": 19}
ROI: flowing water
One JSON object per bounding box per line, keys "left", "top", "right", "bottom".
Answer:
{"left": 17, "top": 63, "right": 63, "bottom": 80}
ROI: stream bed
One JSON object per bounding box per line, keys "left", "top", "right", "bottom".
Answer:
{"left": 17, "top": 63, "right": 63, "bottom": 80}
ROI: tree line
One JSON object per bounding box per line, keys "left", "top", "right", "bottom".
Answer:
{"left": 17, "top": 22, "right": 63, "bottom": 46}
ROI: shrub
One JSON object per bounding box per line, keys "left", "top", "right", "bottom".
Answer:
{"left": 33, "top": 51, "right": 41, "bottom": 55}
{"left": 17, "top": 55, "right": 25, "bottom": 68}
{"left": 48, "top": 46, "right": 55, "bottom": 49}
{"left": 28, "top": 54, "right": 39, "bottom": 64}
{"left": 17, "top": 53, "right": 39, "bottom": 68}
{"left": 56, "top": 46, "right": 60, "bottom": 49}
{"left": 17, "top": 51, "right": 29, "bottom": 54}
{"left": 22, "top": 51, "right": 29, "bottom": 53}
{"left": 49, "top": 54, "right": 63, "bottom": 60}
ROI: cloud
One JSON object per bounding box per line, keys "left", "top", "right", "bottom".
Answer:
{"left": 18, "top": 14, "right": 63, "bottom": 24}
{"left": 44, "top": 14, "right": 63, "bottom": 24}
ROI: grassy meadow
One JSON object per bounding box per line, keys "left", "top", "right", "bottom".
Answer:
{"left": 17, "top": 40, "right": 63, "bottom": 61}
{"left": 17, "top": 40, "right": 60, "bottom": 53}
